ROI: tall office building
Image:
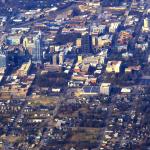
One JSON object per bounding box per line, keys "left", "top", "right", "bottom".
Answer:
{"left": 52, "top": 54, "right": 58, "bottom": 65}
{"left": 77, "top": 55, "right": 83, "bottom": 64}
{"left": 81, "top": 32, "right": 92, "bottom": 54}
{"left": 144, "top": 18, "right": 149, "bottom": 28}
{"left": 0, "top": 53, "right": 6, "bottom": 68}
{"left": 59, "top": 52, "right": 64, "bottom": 65}
{"left": 32, "top": 31, "right": 42, "bottom": 64}
{"left": 76, "top": 38, "right": 82, "bottom": 48}
{"left": 142, "top": 18, "right": 150, "bottom": 32}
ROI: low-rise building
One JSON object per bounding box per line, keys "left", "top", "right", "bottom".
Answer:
{"left": 106, "top": 61, "right": 122, "bottom": 73}
{"left": 100, "top": 83, "right": 111, "bottom": 95}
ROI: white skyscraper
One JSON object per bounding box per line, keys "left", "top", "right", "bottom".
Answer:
{"left": 32, "top": 31, "right": 42, "bottom": 64}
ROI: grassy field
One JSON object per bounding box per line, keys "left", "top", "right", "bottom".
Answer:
{"left": 29, "top": 96, "right": 59, "bottom": 106}
{"left": 70, "top": 127, "right": 101, "bottom": 142}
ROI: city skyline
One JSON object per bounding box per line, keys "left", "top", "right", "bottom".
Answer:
{"left": 0, "top": 0, "right": 149, "bottom": 149}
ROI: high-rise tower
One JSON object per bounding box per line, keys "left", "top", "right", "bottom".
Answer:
{"left": 32, "top": 31, "right": 43, "bottom": 64}
{"left": 81, "top": 32, "right": 92, "bottom": 54}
